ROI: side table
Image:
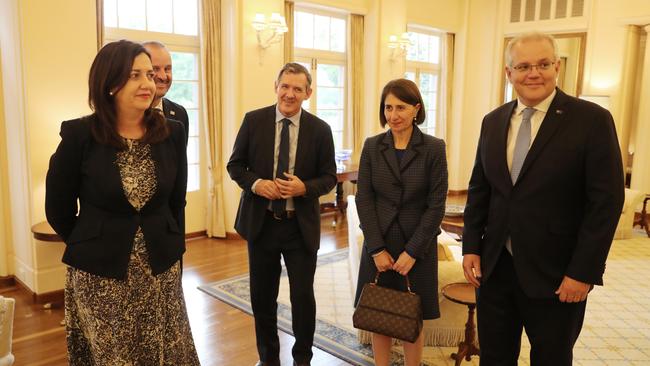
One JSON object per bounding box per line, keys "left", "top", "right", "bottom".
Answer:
{"left": 441, "top": 282, "right": 480, "bottom": 365}
{"left": 633, "top": 195, "right": 650, "bottom": 238}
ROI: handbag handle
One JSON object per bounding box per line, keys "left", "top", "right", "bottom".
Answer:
{"left": 373, "top": 271, "right": 414, "bottom": 294}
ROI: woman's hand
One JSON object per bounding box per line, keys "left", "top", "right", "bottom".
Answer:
{"left": 392, "top": 251, "right": 416, "bottom": 276}
{"left": 372, "top": 251, "right": 395, "bottom": 272}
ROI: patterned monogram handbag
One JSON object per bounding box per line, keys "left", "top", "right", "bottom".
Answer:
{"left": 352, "top": 271, "right": 423, "bottom": 343}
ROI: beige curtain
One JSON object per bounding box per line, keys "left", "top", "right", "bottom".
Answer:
{"left": 96, "top": 0, "right": 104, "bottom": 50}
{"left": 443, "top": 33, "right": 455, "bottom": 143}
{"left": 350, "top": 14, "right": 364, "bottom": 162}
{"left": 284, "top": 1, "right": 294, "bottom": 63}
{"left": 201, "top": 0, "right": 226, "bottom": 237}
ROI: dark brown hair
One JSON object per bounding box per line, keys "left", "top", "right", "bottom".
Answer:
{"left": 276, "top": 62, "right": 312, "bottom": 89}
{"left": 379, "top": 78, "right": 426, "bottom": 128}
{"left": 88, "top": 39, "right": 168, "bottom": 148}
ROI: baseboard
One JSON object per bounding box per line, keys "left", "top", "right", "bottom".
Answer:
{"left": 448, "top": 189, "right": 468, "bottom": 196}
{"left": 225, "top": 231, "right": 243, "bottom": 240}
{"left": 186, "top": 230, "right": 207, "bottom": 240}
{"left": 33, "top": 289, "right": 64, "bottom": 305}
{"left": 0, "top": 275, "right": 16, "bottom": 288}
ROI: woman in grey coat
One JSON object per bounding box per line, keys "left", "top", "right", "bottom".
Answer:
{"left": 354, "top": 78, "right": 448, "bottom": 366}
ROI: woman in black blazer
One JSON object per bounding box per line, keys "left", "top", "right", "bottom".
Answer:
{"left": 354, "top": 79, "right": 448, "bottom": 366}
{"left": 45, "top": 40, "right": 199, "bottom": 365}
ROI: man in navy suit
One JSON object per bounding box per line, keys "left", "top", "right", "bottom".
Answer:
{"left": 228, "top": 63, "right": 337, "bottom": 366}
{"left": 143, "top": 41, "right": 190, "bottom": 145}
{"left": 462, "top": 32, "right": 624, "bottom": 365}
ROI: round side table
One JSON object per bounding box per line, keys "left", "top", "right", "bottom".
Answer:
{"left": 441, "top": 282, "right": 480, "bottom": 365}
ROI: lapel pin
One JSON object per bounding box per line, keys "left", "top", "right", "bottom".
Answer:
{"left": 170, "top": 110, "right": 176, "bottom": 116}
{"left": 556, "top": 109, "right": 563, "bottom": 114}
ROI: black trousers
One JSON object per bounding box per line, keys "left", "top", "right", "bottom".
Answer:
{"left": 248, "top": 212, "right": 318, "bottom": 364}
{"left": 476, "top": 248, "right": 587, "bottom": 366}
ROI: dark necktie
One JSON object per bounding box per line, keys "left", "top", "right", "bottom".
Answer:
{"left": 272, "top": 118, "right": 291, "bottom": 216}
{"left": 511, "top": 107, "right": 535, "bottom": 184}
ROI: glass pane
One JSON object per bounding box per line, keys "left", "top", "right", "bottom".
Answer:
{"left": 332, "top": 131, "right": 343, "bottom": 151}
{"left": 147, "top": 0, "right": 173, "bottom": 33}
{"left": 317, "top": 64, "right": 343, "bottom": 87}
{"left": 314, "top": 15, "right": 330, "bottom": 50}
{"left": 118, "top": 0, "right": 146, "bottom": 30}
{"left": 417, "top": 33, "right": 429, "bottom": 62}
{"left": 317, "top": 87, "right": 343, "bottom": 109}
{"left": 330, "top": 17, "right": 346, "bottom": 52}
{"left": 406, "top": 32, "right": 417, "bottom": 61}
{"left": 419, "top": 73, "right": 438, "bottom": 93}
{"left": 429, "top": 35, "right": 440, "bottom": 64}
{"left": 317, "top": 109, "right": 344, "bottom": 131}
{"left": 104, "top": 0, "right": 117, "bottom": 27}
{"left": 173, "top": 0, "right": 198, "bottom": 35}
{"left": 166, "top": 81, "right": 198, "bottom": 109}
{"left": 187, "top": 163, "right": 200, "bottom": 192}
{"left": 404, "top": 71, "right": 416, "bottom": 81}
{"left": 187, "top": 109, "right": 199, "bottom": 137}
{"left": 296, "top": 61, "right": 312, "bottom": 110}
{"left": 170, "top": 52, "right": 198, "bottom": 80}
{"left": 294, "top": 12, "right": 314, "bottom": 49}
{"left": 187, "top": 136, "right": 199, "bottom": 164}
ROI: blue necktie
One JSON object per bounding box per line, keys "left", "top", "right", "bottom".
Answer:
{"left": 511, "top": 107, "right": 535, "bottom": 184}
{"left": 272, "top": 118, "right": 290, "bottom": 215}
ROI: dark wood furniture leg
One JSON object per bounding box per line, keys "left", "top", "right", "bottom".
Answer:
{"left": 633, "top": 196, "right": 650, "bottom": 238}
{"left": 451, "top": 304, "right": 480, "bottom": 365}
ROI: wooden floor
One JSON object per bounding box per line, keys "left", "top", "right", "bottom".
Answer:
{"left": 5, "top": 213, "right": 351, "bottom": 366}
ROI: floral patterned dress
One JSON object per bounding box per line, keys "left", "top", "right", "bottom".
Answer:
{"left": 65, "top": 139, "right": 200, "bottom": 366}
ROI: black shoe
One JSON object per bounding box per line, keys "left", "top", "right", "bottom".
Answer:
{"left": 255, "top": 361, "right": 280, "bottom": 366}
{"left": 293, "top": 361, "right": 310, "bottom": 366}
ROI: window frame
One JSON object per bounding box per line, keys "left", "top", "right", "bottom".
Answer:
{"left": 405, "top": 25, "right": 445, "bottom": 138}
{"left": 104, "top": 5, "right": 203, "bottom": 192}
{"left": 293, "top": 5, "right": 349, "bottom": 150}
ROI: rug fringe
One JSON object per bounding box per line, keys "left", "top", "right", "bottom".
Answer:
{"left": 357, "top": 327, "right": 471, "bottom": 347}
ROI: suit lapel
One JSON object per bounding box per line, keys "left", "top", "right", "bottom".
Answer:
{"left": 261, "top": 106, "right": 277, "bottom": 179}
{"left": 379, "top": 131, "right": 402, "bottom": 183}
{"left": 516, "top": 90, "right": 570, "bottom": 183}
{"left": 162, "top": 98, "right": 177, "bottom": 119}
{"left": 489, "top": 102, "right": 517, "bottom": 193}
{"left": 399, "top": 127, "right": 423, "bottom": 172}
{"left": 294, "top": 109, "right": 311, "bottom": 176}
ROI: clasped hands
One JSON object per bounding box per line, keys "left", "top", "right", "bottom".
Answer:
{"left": 255, "top": 173, "right": 306, "bottom": 200}
{"left": 373, "top": 250, "right": 415, "bottom": 276}
{"left": 462, "top": 254, "right": 592, "bottom": 303}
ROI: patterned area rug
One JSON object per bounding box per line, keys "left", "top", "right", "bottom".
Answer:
{"left": 198, "top": 236, "right": 650, "bottom": 366}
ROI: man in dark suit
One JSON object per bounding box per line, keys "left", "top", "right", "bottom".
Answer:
{"left": 143, "top": 41, "right": 190, "bottom": 144}
{"left": 462, "top": 32, "right": 624, "bottom": 365}
{"left": 227, "top": 63, "right": 337, "bottom": 366}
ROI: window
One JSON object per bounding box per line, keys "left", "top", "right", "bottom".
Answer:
{"left": 404, "top": 26, "right": 446, "bottom": 137}
{"left": 294, "top": 7, "right": 347, "bottom": 151}
{"left": 103, "top": 0, "right": 201, "bottom": 191}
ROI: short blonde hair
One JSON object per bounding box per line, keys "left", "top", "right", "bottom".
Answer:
{"left": 505, "top": 32, "right": 559, "bottom": 67}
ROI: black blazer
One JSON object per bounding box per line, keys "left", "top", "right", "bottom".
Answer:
{"left": 163, "top": 98, "right": 189, "bottom": 145}
{"left": 45, "top": 116, "right": 187, "bottom": 279}
{"left": 356, "top": 127, "right": 448, "bottom": 258}
{"left": 227, "top": 105, "right": 337, "bottom": 251}
{"left": 463, "top": 89, "right": 624, "bottom": 298}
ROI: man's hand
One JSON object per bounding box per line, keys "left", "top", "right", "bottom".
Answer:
{"left": 255, "top": 179, "right": 282, "bottom": 200}
{"left": 462, "top": 254, "right": 482, "bottom": 288}
{"left": 373, "top": 251, "right": 395, "bottom": 272}
{"left": 275, "top": 172, "right": 307, "bottom": 198}
{"left": 555, "top": 276, "right": 591, "bottom": 303}
{"left": 393, "top": 251, "right": 416, "bottom": 276}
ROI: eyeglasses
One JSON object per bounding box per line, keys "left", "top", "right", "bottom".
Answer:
{"left": 511, "top": 61, "right": 556, "bottom": 73}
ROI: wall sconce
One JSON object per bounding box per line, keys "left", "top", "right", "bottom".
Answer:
{"left": 388, "top": 33, "right": 413, "bottom": 61}
{"left": 252, "top": 13, "right": 288, "bottom": 50}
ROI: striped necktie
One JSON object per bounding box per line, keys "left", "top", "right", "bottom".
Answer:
{"left": 511, "top": 107, "right": 535, "bottom": 184}
{"left": 272, "top": 118, "right": 290, "bottom": 215}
